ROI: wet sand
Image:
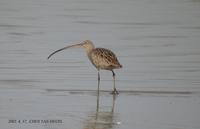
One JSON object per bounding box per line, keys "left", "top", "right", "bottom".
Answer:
{"left": 1, "top": 0, "right": 200, "bottom": 129}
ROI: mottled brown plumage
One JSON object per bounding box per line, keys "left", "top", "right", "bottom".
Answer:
{"left": 48, "top": 40, "right": 122, "bottom": 94}
{"left": 89, "top": 48, "right": 122, "bottom": 70}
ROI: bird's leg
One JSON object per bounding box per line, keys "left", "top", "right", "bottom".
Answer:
{"left": 96, "top": 70, "right": 100, "bottom": 119}
{"left": 111, "top": 70, "right": 119, "bottom": 94}
{"left": 98, "top": 70, "right": 100, "bottom": 81}
{"left": 97, "top": 70, "right": 100, "bottom": 94}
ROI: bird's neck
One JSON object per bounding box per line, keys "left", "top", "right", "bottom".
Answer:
{"left": 85, "top": 44, "right": 95, "bottom": 54}
{"left": 85, "top": 47, "right": 94, "bottom": 54}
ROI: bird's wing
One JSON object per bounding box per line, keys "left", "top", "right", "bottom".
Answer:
{"left": 90, "top": 48, "right": 120, "bottom": 68}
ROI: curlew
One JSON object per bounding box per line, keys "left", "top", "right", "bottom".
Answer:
{"left": 47, "top": 40, "right": 122, "bottom": 94}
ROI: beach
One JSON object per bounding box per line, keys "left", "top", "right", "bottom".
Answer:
{"left": 0, "top": 0, "right": 200, "bottom": 128}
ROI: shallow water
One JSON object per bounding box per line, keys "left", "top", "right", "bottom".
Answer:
{"left": 1, "top": 0, "right": 200, "bottom": 129}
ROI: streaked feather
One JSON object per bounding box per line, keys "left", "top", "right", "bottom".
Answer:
{"left": 89, "top": 48, "right": 122, "bottom": 70}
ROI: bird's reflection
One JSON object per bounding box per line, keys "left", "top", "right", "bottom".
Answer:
{"left": 83, "top": 81, "right": 119, "bottom": 129}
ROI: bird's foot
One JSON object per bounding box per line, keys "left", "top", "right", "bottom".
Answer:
{"left": 111, "top": 89, "right": 119, "bottom": 95}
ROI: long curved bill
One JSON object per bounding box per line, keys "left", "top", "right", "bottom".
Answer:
{"left": 47, "top": 43, "right": 82, "bottom": 59}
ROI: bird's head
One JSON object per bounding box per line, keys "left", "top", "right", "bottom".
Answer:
{"left": 80, "top": 40, "right": 95, "bottom": 52}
